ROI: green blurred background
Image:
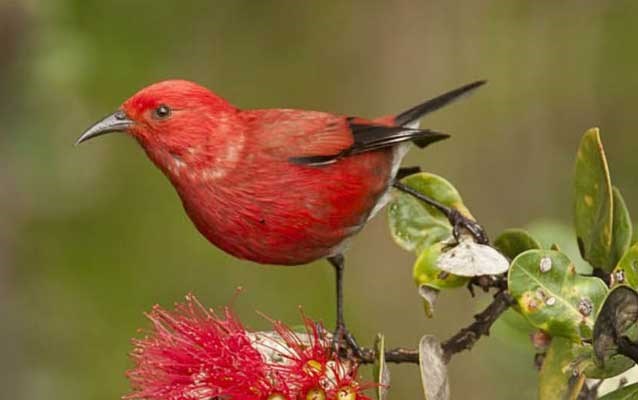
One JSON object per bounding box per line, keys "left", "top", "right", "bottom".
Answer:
{"left": 3, "top": 1, "right": 638, "bottom": 398}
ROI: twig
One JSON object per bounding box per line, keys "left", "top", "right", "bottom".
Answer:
{"left": 440, "top": 290, "right": 514, "bottom": 362}
{"left": 358, "top": 347, "right": 419, "bottom": 364}
{"left": 357, "top": 290, "right": 514, "bottom": 364}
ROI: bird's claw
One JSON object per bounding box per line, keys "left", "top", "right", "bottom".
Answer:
{"left": 332, "top": 324, "right": 364, "bottom": 359}
{"left": 450, "top": 209, "right": 489, "bottom": 244}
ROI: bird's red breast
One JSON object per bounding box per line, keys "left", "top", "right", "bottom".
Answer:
{"left": 164, "top": 108, "right": 397, "bottom": 265}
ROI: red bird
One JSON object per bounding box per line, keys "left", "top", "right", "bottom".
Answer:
{"left": 77, "top": 79, "right": 485, "bottom": 352}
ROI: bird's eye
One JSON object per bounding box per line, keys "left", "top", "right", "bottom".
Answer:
{"left": 153, "top": 104, "right": 171, "bottom": 119}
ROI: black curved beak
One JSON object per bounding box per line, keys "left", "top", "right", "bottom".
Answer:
{"left": 75, "top": 110, "right": 134, "bottom": 145}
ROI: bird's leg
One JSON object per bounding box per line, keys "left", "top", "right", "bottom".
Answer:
{"left": 327, "top": 254, "right": 363, "bottom": 358}
{"left": 392, "top": 180, "right": 489, "bottom": 244}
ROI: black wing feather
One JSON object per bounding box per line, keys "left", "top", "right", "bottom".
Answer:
{"left": 289, "top": 122, "right": 448, "bottom": 166}
{"left": 289, "top": 80, "right": 485, "bottom": 166}
{"left": 346, "top": 123, "right": 449, "bottom": 155}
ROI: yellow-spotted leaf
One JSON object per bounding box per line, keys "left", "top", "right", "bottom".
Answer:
{"left": 388, "top": 172, "right": 472, "bottom": 253}
{"left": 508, "top": 250, "right": 608, "bottom": 340}
{"left": 573, "top": 128, "right": 614, "bottom": 271}
{"left": 539, "top": 337, "right": 585, "bottom": 400}
{"left": 599, "top": 383, "right": 638, "bottom": 400}
{"left": 494, "top": 229, "right": 542, "bottom": 260}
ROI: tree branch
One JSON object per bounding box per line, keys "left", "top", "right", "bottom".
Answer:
{"left": 359, "top": 347, "right": 419, "bottom": 364}
{"left": 441, "top": 290, "right": 514, "bottom": 362}
{"left": 357, "top": 290, "right": 514, "bottom": 364}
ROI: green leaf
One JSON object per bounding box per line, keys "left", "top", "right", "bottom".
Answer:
{"left": 573, "top": 127, "right": 614, "bottom": 271}
{"left": 611, "top": 243, "right": 638, "bottom": 288}
{"left": 578, "top": 347, "right": 634, "bottom": 379}
{"left": 388, "top": 172, "right": 471, "bottom": 253}
{"left": 539, "top": 337, "right": 585, "bottom": 400}
{"left": 414, "top": 242, "right": 469, "bottom": 291}
{"left": 494, "top": 229, "right": 542, "bottom": 260}
{"left": 562, "top": 338, "right": 634, "bottom": 379}
{"left": 536, "top": 339, "right": 633, "bottom": 381}
{"left": 491, "top": 308, "right": 537, "bottom": 349}
{"left": 611, "top": 187, "right": 633, "bottom": 268}
{"left": 373, "top": 333, "right": 390, "bottom": 400}
{"left": 527, "top": 220, "right": 592, "bottom": 275}
{"left": 418, "top": 285, "right": 439, "bottom": 318}
{"left": 599, "top": 383, "right": 638, "bottom": 400}
{"left": 418, "top": 335, "right": 449, "bottom": 400}
{"left": 508, "top": 250, "right": 608, "bottom": 340}
{"left": 593, "top": 285, "right": 638, "bottom": 363}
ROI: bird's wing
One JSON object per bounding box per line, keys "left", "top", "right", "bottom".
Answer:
{"left": 249, "top": 109, "right": 447, "bottom": 166}
{"left": 250, "top": 81, "right": 485, "bottom": 167}
{"left": 287, "top": 116, "right": 448, "bottom": 166}
{"left": 250, "top": 110, "right": 353, "bottom": 160}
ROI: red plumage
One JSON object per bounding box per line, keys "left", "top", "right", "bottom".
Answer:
{"left": 116, "top": 80, "right": 437, "bottom": 265}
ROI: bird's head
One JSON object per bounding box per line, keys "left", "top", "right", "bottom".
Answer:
{"left": 77, "top": 80, "right": 242, "bottom": 180}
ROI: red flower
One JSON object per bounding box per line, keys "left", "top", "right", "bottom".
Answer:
{"left": 125, "top": 294, "right": 290, "bottom": 400}
{"left": 125, "top": 294, "right": 373, "bottom": 400}
{"left": 324, "top": 362, "right": 374, "bottom": 400}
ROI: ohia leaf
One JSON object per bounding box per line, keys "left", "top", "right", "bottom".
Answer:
{"left": 576, "top": 346, "right": 634, "bottom": 379}
{"left": 593, "top": 285, "right": 638, "bottom": 364}
{"left": 573, "top": 127, "right": 614, "bottom": 271}
{"left": 418, "top": 335, "right": 450, "bottom": 400}
{"left": 508, "top": 250, "right": 608, "bottom": 340}
{"left": 388, "top": 172, "right": 471, "bottom": 253}
{"left": 538, "top": 337, "right": 585, "bottom": 400}
{"left": 611, "top": 186, "right": 633, "bottom": 270}
{"left": 536, "top": 339, "right": 633, "bottom": 381}
{"left": 494, "top": 229, "right": 542, "bottom": 260}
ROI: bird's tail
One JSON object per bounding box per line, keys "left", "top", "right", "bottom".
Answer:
{"left": 394, "top": 80, "right": 486, "bottom": 131}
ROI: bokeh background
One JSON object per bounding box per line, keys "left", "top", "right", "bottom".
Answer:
{"left": 3, "top": 1, "right": 638, "bottom": 398}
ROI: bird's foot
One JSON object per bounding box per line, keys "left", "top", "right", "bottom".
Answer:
{"left": 449, "top": 208, "right": 489, "bottom": 244}
{"left": 332, "top": 324, "right": 364, "bottom": 359}
{"left": 392, "top": 180, "right": 488, "bottom": 245}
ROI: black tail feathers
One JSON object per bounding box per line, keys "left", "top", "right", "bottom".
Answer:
{"left": 395, "top": 80, "right": 486, "bottom": 127}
